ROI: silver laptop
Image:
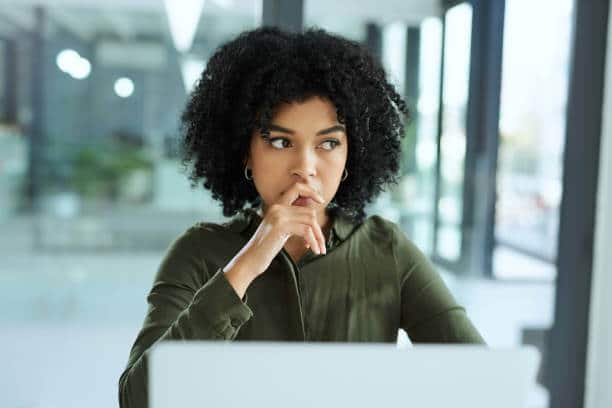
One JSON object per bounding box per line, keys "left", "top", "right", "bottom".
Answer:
{"left": 149, "top": 341, "right": 540, "bottom": 408}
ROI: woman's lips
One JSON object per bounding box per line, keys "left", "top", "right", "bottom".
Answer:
{"left": 292, "top": 196, "right": 313, "bottom": 206}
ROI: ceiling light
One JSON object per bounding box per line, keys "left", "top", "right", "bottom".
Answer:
{"left": 163, "top": 0, "right": 205, "bottom": 53}
{"left": 180, "top": 57, "right": 206, "bottom": 93}
{"left": 114, "top": 77, "right": 135, "bottom": 98}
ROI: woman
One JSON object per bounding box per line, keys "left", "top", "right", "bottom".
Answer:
{"left": 119, "top": 26, "right": 485, "bottom": 407}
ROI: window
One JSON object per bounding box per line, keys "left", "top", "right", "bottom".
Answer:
{"left": 434, "top": 2, "right": 473, "bottom": 263}
{"left": 494, "top": 0, "right": 574, "bottom": 280}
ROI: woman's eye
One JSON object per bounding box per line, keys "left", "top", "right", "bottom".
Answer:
{"left": 320, "top": 140, "right": 340, "bottom": 150}
{"left": 269, "top": 138, "right": 291, "bottom": 149}
{"left": 265, "top": 136, "right": 340, "bottom": 151}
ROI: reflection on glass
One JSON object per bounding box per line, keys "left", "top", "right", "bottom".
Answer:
{"left": 494, "top": 0, "right": 574, "bottom": 280}
{"left": 406, "top": 17, "right": 443, "bottom": 255}
{"left": 382, "top": 21, "right": 407, "bottom": 95}
{"left": 369, "top": 17, "right": 444, "bottom": 257}
{"left": 435, "top": 3, "right": 472, "bottom": 262}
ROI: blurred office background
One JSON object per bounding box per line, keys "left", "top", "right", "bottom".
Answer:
{"left": 0, "top": 0, "right": 609, "bottom": 407}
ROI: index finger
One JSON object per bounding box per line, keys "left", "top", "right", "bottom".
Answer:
{"left": 278, "top": 182, "right": 325, "bottom": 207}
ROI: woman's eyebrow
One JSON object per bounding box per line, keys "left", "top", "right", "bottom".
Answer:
{"left": 268, "top": 123, "right": 346, "bottom": 136}
{"left": 317, "top": 125, "right": 346, "bottom": 135}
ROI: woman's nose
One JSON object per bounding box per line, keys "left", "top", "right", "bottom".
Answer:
{"left": 291, "top": 148, "right": 317, "bottom": 179}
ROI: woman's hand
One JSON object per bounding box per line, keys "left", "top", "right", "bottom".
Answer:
{"left": 252, "top": 181, "right": 327, "bottom": 262}
{"left": 223, "top": 182, "right": 326, "bottom": 297}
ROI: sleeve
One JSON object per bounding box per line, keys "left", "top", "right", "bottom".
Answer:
{"left": 392, "top": 224, "right": 486, "bottom": 344}
{"left": 118, "top": 227, "right": 254, "bottom": 408}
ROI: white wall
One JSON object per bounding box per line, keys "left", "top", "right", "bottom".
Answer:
{"left": 585, "top": 4, "right": 612, "bottom": 408}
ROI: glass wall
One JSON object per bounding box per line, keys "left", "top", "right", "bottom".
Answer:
{"left": 434, "top": 2, "right": 472, "bottom": 263}
{"left": 403, "top": 17, "right": 443, "bottom": 256}
{"left": 494, "top": 0, "right": 575, "bottom": 280}
{"left": 0, "top": 1, "right": 260, "bottom": 407}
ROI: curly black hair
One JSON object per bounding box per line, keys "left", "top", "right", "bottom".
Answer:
{"left": 180, "top": 26, "right": 409, "bottom": 224}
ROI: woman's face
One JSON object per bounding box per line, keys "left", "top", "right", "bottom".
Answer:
{"left": 245, "top": 95, "right": 348, "bottom": 215}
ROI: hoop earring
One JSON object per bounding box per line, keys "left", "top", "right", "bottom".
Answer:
{"left": 341, "top": 168, "right": 348, "bottom": 181}
{"left": 244, "top": 166, "right": 253, "bottom": 181}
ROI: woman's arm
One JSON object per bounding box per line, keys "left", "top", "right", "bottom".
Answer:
{"left": 392, "top": 224, "right": 486, "bottom": 344}
{"left": 118, "top": 227, "right": 254, "bottom": 408}
{"left": 120, "top": 185, "right": 330, "bottom": 406}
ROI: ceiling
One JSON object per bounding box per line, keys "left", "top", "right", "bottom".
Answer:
{"left": 0, "top": 0, "right": 442, "bottom": 70}
{"left": 0, "top": 0, "right": 256, "bottom": 42}
{"left": 0, "top": 0, "right": 442, "bottom": 41}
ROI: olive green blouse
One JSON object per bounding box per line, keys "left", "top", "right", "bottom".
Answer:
{"left": 118, "top": 207, "right": 485, "bottom": 407}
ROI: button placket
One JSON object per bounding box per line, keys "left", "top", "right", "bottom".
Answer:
{"left": 279, "top": 248, "right": 307, "bottom": 341}
{"left": 296, "top": 264, "right": 310, "bottom": 340}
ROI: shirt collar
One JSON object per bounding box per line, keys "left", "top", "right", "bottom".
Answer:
{"left": 225, "top": 206, "right": 356, "bottom": 245}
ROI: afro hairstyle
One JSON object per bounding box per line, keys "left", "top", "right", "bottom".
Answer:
{"left": 180, "top": 26, "right": 409, "bottom": 224}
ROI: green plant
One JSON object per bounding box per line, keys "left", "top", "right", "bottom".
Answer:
{"left": 70, "top": 142, "right": 153, "bottom": 200}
